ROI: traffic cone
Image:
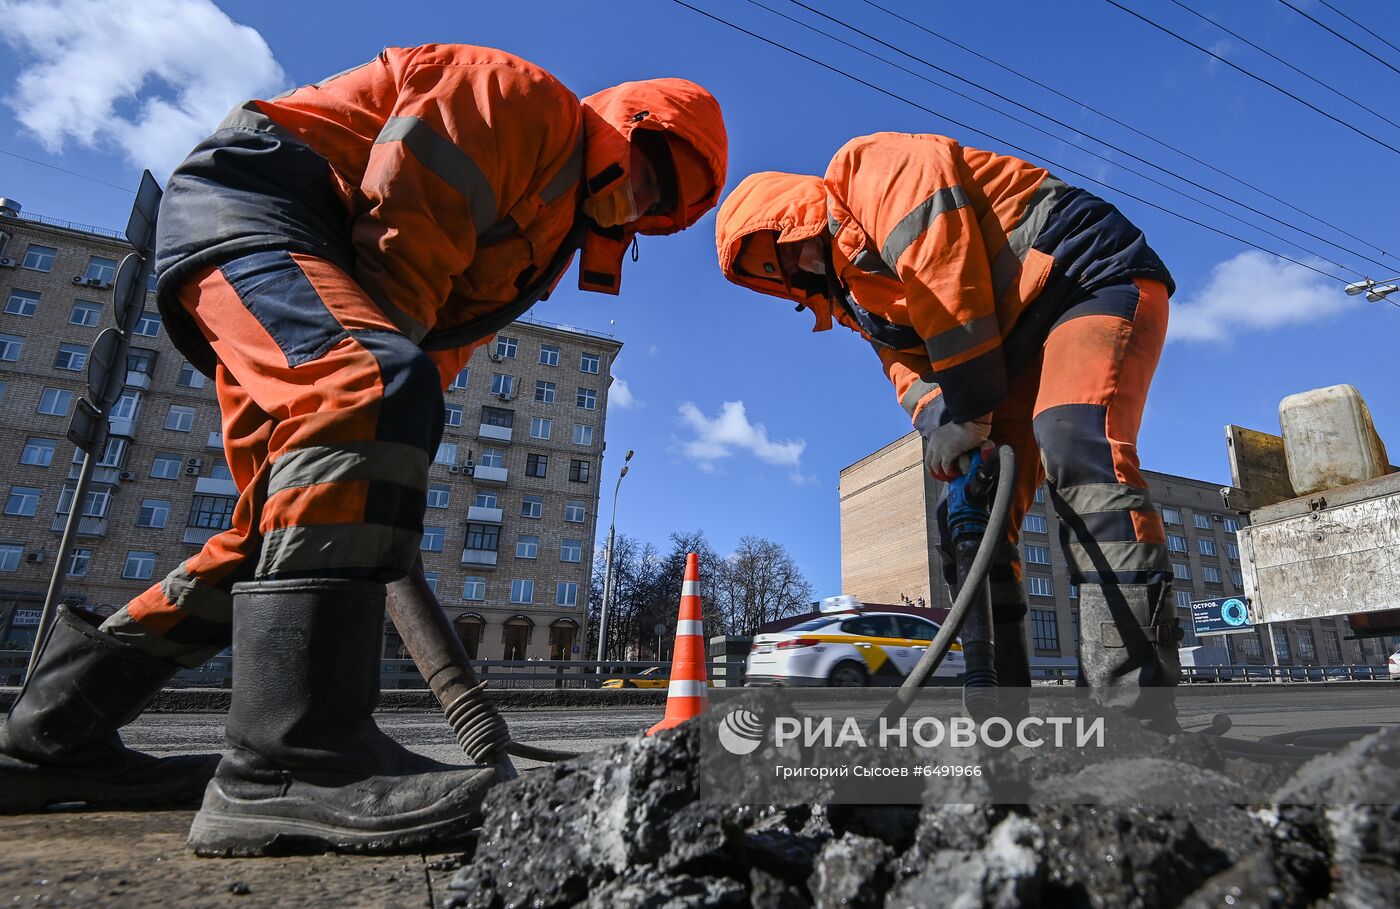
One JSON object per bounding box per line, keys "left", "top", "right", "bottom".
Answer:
{"left": 648, "top": 552, "right": 709, "bottom": 735}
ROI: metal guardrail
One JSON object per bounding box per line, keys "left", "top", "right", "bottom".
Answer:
{"left": 1032, "top": 663, "right": 1391, "bottom": 684}
{"left": 12, "top": 209, "right": 126, "bottom": 241}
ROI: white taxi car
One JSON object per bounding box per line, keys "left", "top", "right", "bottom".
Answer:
{"left": 745, "top": 611, "right": 964, "bottom": 687}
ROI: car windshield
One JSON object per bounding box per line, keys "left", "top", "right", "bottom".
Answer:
{"left": 784, "top": 618, "right": 835, "bottom": 632}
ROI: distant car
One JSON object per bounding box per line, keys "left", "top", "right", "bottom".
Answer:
{"left": 745, "top": 612, "right": 964, "bottom": 687}
{"left": 600, "top": 667, "right": 714, "bottom": 690}
{"left": 1389, "top": 649, "right": 1400, "bottom": 680}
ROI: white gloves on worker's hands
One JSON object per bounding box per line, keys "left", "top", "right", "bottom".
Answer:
{"left": 924, "top": 416, "right": 993, "bottom": 482}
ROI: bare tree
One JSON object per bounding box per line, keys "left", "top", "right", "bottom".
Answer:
{"left": 714, "top": 536, "right": 814, "bottom": 636}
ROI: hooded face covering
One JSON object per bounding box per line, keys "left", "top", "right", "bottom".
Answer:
{"left": 582, "top": 180, "right": 639, "bottom": 227}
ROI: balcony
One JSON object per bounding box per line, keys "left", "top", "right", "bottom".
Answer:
{"left": 478, "top": 423, "right": 512, "bottom": 443}
{"left": 125, "top": 370, "right": 152, "bottom": 392}
{"left": 108, "top": 417, "right": 135, "bottom": 438}
{"left": 51, "top": 515, "right": 108, "bottom": 537}
{"left": 461, "top": 549, "right": 498, "bottom": 568}
{"left": 473, "top": 465, "right": 508, "bottom": 485}
{"left": 467, "top": 505, "right": 503, "bottom": 524}
{"left": 195, "top": 477, "right": 238, "bottom": 497}
{"left": 183, "top": 527, "right": 220, "bottom": 546}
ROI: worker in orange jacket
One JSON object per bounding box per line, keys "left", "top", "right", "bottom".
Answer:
{"left": 0, "top": 43, "right": 727, "bottom": 854}
{"left": 716, "top": 133, "right": 1179, "bottom": 728}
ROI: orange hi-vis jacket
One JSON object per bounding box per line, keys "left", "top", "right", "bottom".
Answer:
{"left": 156, "top": 44, "right": 726, "bottom": 384}
{"left": 717, "top": 133, "right": 1171, "bottom": 426}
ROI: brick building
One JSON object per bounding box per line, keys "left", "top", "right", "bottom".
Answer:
{"left": 839, "top": 432, "right": 1395, "bottom": 673}
{"left": 0, "top": 200, "right": 620, "bottom": 674}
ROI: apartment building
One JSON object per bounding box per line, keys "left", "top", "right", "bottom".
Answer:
{"left": 839, "top": 432, "right": 1395, "bottom": 672}
{"left": 0, "top": 200, "right": 620, "bottom": 670}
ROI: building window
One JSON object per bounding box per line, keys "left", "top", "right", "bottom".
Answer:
{"left": 422, "top": 572, "right": 438, "bottom": 594}
{"left": 481, "top": 406, "right": 513, "bottom": 429}
{"left": 516, "top": 535, "right": 539, "bottom": 559}
{"left": 521, "top": 495, "right": 543, "bottom": 519}
{"left": 0, "top": 334, "right": 22, "bottom": 361}
{"left": 210, "top": 459, "right": 233, "bottom": 480}
{"left": 176, "top": 362, "right": 206, "bottom": 389}
{"left": 67, "top": 548, "right": 91, "bottom": 578}
{"left": 0, "top": 544, "right": 20, "bottom": 573}
{"left": 573, "top": 423, "right": 593, "bottom": 446}
{"left": 1198, "top": 538, "right": 1217, "bottom": 557}
{"left": 37, "top": 388, "right": 74, "bottom": 416}
{"left": 474, "top": 491, "right": 498, "bottom": 509}
{"left": 450, "top": 367, "right": 470, "bottom": 390}
{"left": 1222, "top": 517, "right": 1239, "bottom": 534}
{"left": 1027, "top": 576, "right": 1054, "bottom": 598}
{"left": 54, "top": 343, "right": 87, "bottom": 371}
{"left": 434, "top": 442, "right": 458, "bottom": 466}
{"left": 1179, "top": 610, "right": 1197, "bottom": 646}
{"left": 1068, "top": 583, "right": 1080, "bottom": 600}
{"left": 56, "top": 486, "right": 110, "bottom": 519}
{"left": 69, "top": 300, "right": 102, "bottom": 327}
{"left": 84, "top": 256, "right": 118, "bottom": 283}
{"left": 561, "top": 539, "right": 583, "bottom": 563}
{"left": 122, "top": 550, "right": 157, "bottom": 580}
{"left": 427, "top": 484, "right": 450, "bottom": 509}
{"left": 1173, "top": 561, "right": 1191, "bottom": 581}
{"left": 1167, "top": 533, "right": 1187, "bottom": 553}
{"left": 20, "top": 437, "right": 56, "bottom": 467}
{"left": 1236, "top": 633, "right": 1263, "bottom": 660}
{"left": 137, "top": 498, "right": 170, "bottom": 529}
{"left": 111, "top": 391, "right": 141, "bottom": 423}
{"left": 579, "top": 352, "right": 600, "bottom": 374}
{"left": 92, "top": 436, "right": 128, "bottom": 470}
{"left": 1034, "top": 487, "right": 1046, "bottom": 504}
{"left": 564, "top": 501, "right": 586, "bottom": 523}
{"left": 150, "top": 453, "right": 182, "bottom": 479}
{"left": 5, "top": 486, "right": 41, "bottom": 517}
{"left": 1230, "top": 569, "right": 1243, "bottom": 587}
{"left": 1202, "top": 565, "right": 1222, "bottom": 584}
{"left": 444, "top": 404, "right": 464, "bottom": 427}
{"left": 420, "top": 526, "right": 445, "bottom": 552}
{"left": 1024, "top": 544, "right": 1050, "bottom": 565}
{"left": 480, "top": 448, "right": 504, "bottom": 468}
{"left": 126, "top": 348, "right": 156, "bottom": 376}
{"left": 1322, "top": 630, "right": 1343, "bottom": 662}
{"left": 465, "top": 523, "right": 499, "bottom": 552}
{"left": 1021, "top": 514, "right": 1047, "bottom": 534}
{"left": 510, "top": 579, "right": 535, "bottom": 604}
{"left": 1225, "top": 542, "right": 1239, "bottom": 561}
{"left": 1031, "top": 609, "right": 1059, "bottom": 651}
{"left": 490, "top": 373, "right": 514, "bottom": 398}
{"left": 165, "top": 405, "right": 196, "bottom": 432}
{"left": 535, "top": 380, "right": 556, "bottom": 404}
{"left": 132, "top": 312, "right": 161, "bottom": 337}
{"left": 526, "top": 453, "right": 548, "bottom": 478}
{"left": 22, "top": 244, "right": 57, "bottom": 272}
{"left": 531, "top": 417, "right": 552, "bottom": 440}
{"left": 5, "top": 289, "right": 39, "bottom": 316}
{"left": 1272, "top": 628, "right": 1292, "bottom": 662}
{"left": 1295, "top": 627, "right": 1317, "bottom": 662}
{"left": 1162, "top": 507, "right": 1181, "bottom": 525}
{"left": 557, "top": 582, "right": 578, "bottom": 607}
{"left": 493, "top": 336, "right": 517, "bottom": 359}
{"left": 1193, "top": 513, "right": 1212, "bottom": 530}
{"left": 575, "top": 387, "right": 597, "bottom": 410}
{"left": 463, "top": 576, "right": 486, "bottom": 601}
{"left": 188, "top": 495, "right": 236, "bottom": 530}
{"left": 539, "top": 344, "right": 559, "bottom": 367}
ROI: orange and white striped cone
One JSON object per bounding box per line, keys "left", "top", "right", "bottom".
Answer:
{"left": 647, "top": 552, "right": 709, "bottom": 735}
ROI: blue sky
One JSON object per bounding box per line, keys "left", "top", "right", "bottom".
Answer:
{"left": 2, "top": 0, "right": 1397, "bottom": 597}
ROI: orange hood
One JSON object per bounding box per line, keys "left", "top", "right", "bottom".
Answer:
{"left": 714, "top": 170, "right": 835, "bottom": 331}
{"left": 578, "top": 77, "right": 727, "bottom": 294}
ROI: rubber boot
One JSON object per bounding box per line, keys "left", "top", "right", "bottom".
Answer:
{"left": 1076, "top": 583, "right": 1181, "bottom": 734}
{"left": 0, "top": 606, "right": 219, "bottom": 813}
{"left": 187, "top": 579, "right": 498, "bottom": 857}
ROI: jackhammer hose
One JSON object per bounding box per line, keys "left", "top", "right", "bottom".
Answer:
{"left": 385, "top": 565, "right": 581, "bottom": 773}
{"left": 879, "top": 445, "right": 1016, "bottom": 726}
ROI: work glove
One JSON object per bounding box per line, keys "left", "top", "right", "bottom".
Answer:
{"left": 925, "top": 416, "right": 993, "bottom": 482}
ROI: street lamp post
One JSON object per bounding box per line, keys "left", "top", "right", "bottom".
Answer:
{"left": 1344, "top": 277, "right": 1400, "bottom": 304}
{"left": 596, "top": 449, "right": 634, "bottom": 666}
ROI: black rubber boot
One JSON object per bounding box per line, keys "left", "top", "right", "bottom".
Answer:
{"left": 0, "top": 606, "right": 219, "bottom": 813}
{"left": 1076, "top": 583, "right": 1182, "bottom": 733}
{"left": 187, "top": 579, "right": 498, "bottom": 857}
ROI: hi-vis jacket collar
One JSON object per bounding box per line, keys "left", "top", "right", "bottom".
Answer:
{"left": 715, "top": 170, "right": 835, "bottom": 331}
{"left": 578, "top": 78, "right": 728, "bottom": 295}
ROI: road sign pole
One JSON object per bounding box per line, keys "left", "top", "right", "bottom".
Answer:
{"left": 22, "top": 451, "right": 98, "bottom": 685}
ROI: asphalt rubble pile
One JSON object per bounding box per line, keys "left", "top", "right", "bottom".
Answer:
{"left": 446, "top": 698, "right": 1400, "bottom": 909}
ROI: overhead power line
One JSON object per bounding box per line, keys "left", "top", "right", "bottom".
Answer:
{"left": 1169, "top": 0, "right": 1400, "bottom": 133}
{"left": 858, "top": 0, "right": 1395, "bottom": 263}
{"left": 769, "top": 0, "right": 1388, "bottom": 274}
{"left": 668, "top": 0, "right": 1349, "bottom": 282}
{"left": 0, "top": 148, "right": 136, "bottom": 194}
{"left": 1101, "top": 0, "right": 1400, "bottom": 157}
{"left": 1277, "top": 0, "right": 1400, "bottom": 80}
{"left": 1313, "top": 0, "right": 1400, "bottom": 58}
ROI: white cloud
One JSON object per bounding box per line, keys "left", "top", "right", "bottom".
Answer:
{"left": 0, "top": 0, "right": 286, "bottom": 175}
{"left": 1167, "top": 251, "right": 1357, "bottom": 344}
{"left": 609, "top": 377, "right": 638, "bottom": 410}
{"left": 677, "top": 401, "right": 806, "bottom": 473}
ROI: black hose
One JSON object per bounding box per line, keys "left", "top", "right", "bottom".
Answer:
{"left": 879, "top": 445, "right": 1016, "bottom": 726}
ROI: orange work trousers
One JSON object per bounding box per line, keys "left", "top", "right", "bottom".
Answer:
{"left": 100, "top": 251, "right": 444, "bottom": 663}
